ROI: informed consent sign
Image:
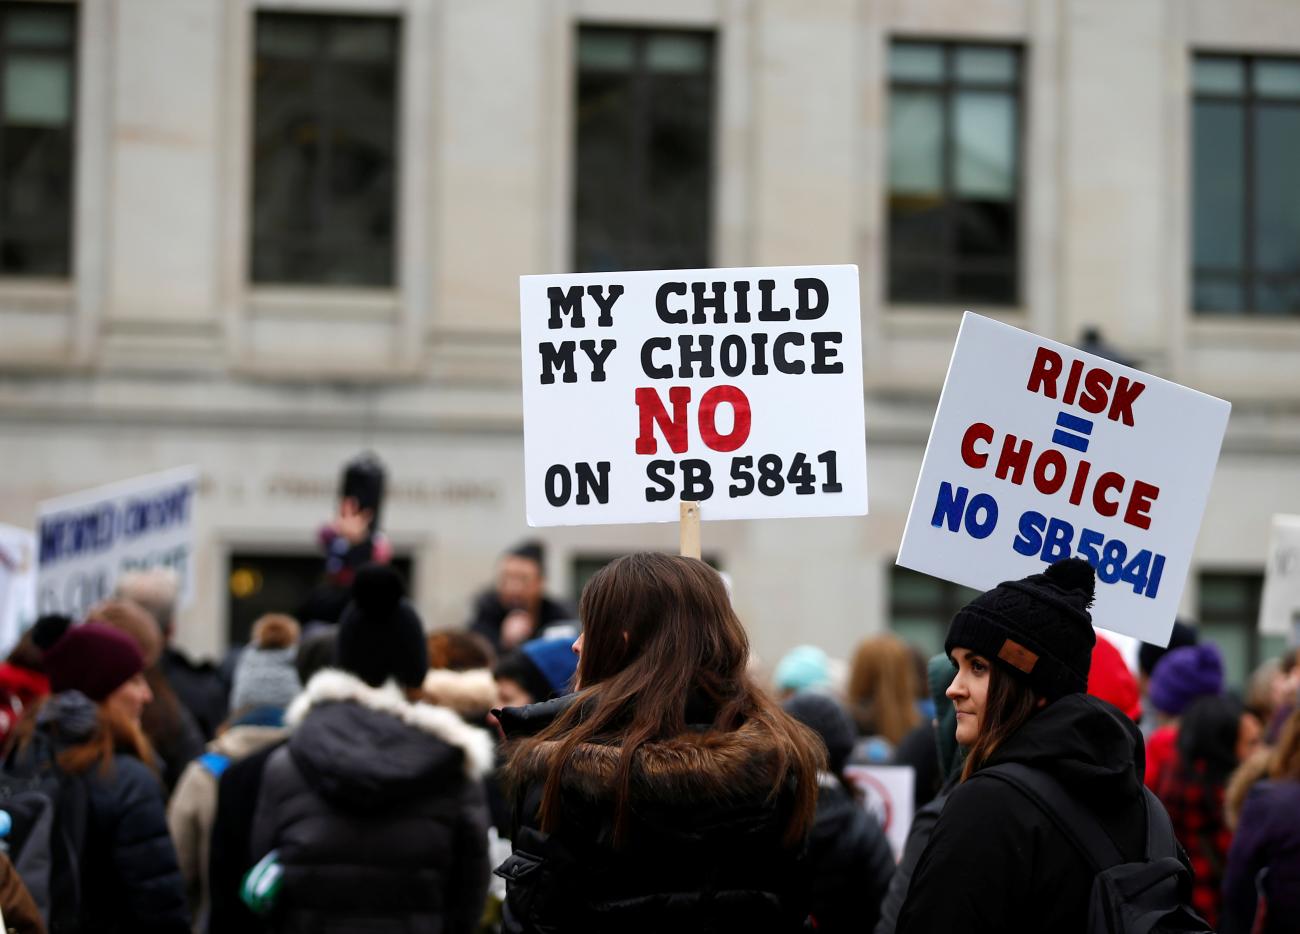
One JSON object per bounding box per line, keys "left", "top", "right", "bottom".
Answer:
{"left": 520, "top": 266, "right": 868, "bottom": 526}
{"left": 898, "top": 313, "right": 1230, "bottom": 646}
{"left": 37, "top": 466, "right": 199, "bottom": 618}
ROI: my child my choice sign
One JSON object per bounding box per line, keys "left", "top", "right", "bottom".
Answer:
{"left": 898, "top": 313, "right": 1230, "bottom": 646}
{"left": 520, "top": 265, "right": 868, "bottom": 526}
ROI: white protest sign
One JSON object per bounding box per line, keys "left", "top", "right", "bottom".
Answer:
{"left": 845, "top": 764, "right": 915, "bottom": 860}
{"left": 1260, "top": 515, "right": 1300, "bottom": 639}
{"left": 898, "top": 312, "right": 1230, "bottom": 646}
{"left": 36, "top": 466, "right": 199, "bottom": 619}
{"left": 0, "top": 526, "right": 37, "bottom": 654}
{"left": 520, "top": 265, "right": 868, "bottom": 526}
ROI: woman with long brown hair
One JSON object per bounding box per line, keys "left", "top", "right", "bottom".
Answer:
{"left": 496, "top": 553, "right": 823, "bottom": 933}
{"left": 6, "top": 621, "right": 188, "bottom": 932}
{"left": 1222, "top": 706, "right": 1300, "bottom": 933}
{"left": 896, "top": 558, "right": 1200, "bottom": 934}
{"left": 846, "top": 634, "right": 921, "bottom": 760}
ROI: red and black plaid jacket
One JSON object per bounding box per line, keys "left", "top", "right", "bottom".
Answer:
{"left": 1153, "top": 757, "right": 1233, "bottom": 928}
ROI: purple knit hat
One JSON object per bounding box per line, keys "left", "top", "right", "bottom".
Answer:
{"left": 44, "top": 621, "right": 145, "bottom": 702}
{"left": 1147, "top": 642, "right": 1224, "bottom": 716}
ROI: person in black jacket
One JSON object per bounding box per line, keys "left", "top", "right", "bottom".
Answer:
{"left": 9, "top": 621, "right": 189, "bottom": 932}
{"left": 896, "top": 558, "right": 1196, "bottom": 934}
{"left": 250, "top": 565, "right": 492, "bottom": 933}
{"left": 496, "top": 553, "right": 824, "bottom": 934}
{"left": 782, "top": 691, "right": 894, "bottom": 932}
{"left": 467, "top": 541, "right": 574, "bottom": 652}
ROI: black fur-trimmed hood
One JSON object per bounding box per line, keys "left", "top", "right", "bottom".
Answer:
{"left": 502, "top": 698, "right": 785, "bottom": 805}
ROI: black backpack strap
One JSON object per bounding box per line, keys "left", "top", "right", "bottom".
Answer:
{"left": 979, "top": 762, "right": 1126, "bottom": 873}
{"left": 1140, "top": 787, "right": 1181, "bottom": 861}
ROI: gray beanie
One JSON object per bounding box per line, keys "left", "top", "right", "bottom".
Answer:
{"left": 230, "top": 646, "right": 302, "bottom": 714}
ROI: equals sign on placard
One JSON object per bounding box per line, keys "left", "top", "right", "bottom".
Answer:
{"left": 1053, "top": 411, "right": 1093, "bottom": 453}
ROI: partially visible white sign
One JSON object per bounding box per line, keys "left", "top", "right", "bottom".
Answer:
{"left": 845, "top": 764, "right": 915, "bottom": 860}
{"left": 0, "top": 525, "right": 37, "bottom": 654}
{"left": 36, "top": 467, "right": 199, "bottom": 619}
{"left": 1260, "top": 515, "right": 1300, "bottom": 639}
{"left": 898, "top": 313, "right": 1230, "bottom": 646}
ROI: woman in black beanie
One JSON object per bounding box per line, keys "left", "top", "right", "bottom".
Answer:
{"left": 896, "top": 558, "right": 1199, "bottom": 934}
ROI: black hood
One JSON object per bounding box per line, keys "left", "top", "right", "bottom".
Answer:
{"left": 289, "top": 700, "right": 464, "bottom": 812}
{"left": 983, "top": 693, "right": 1145, "bottom": 806}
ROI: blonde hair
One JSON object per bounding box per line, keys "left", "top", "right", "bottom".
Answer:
{"left": 846, "top": 634, "right": 921, "bottom": 746}
{"left": 89, "top": 599, "right": 163, "bottom": 667}
{"left": 114, "top": 569, "right": 179, "bottom": 633}
{"left": 1270, "top": 706, "right": 1300, "bottom": 782}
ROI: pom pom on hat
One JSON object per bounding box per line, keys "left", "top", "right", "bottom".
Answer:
{"left": 945, "top": 557, "right": 1098, "bottom": 701}
{"left": 336, "top": 564, "right": 428, "bottom": 689}
{"left": 352, "top": 563, "right": 404, "bottom": 617}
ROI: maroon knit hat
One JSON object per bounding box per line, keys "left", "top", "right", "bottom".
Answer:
{"left": 44, "top": 621, "right": 145, "bottom": 702}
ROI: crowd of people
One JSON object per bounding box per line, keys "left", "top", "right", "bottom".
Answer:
{"left": 0, "top": 467, "right": 1294, "bottom": 932}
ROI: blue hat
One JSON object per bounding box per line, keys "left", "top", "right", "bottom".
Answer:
{"left": 520, "top": 637, "right": 578, "bottom": 696}
{"left": 774, "top": 645, "right": 832, "bottom": 693}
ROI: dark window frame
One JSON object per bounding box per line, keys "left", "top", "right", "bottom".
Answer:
{"left": 572, "top": 24, "right": 717, "bottom": 273}
{"left": 886, "top": 38, "right": 1025, "bottom": 307}
{"left": 0, "top": 1, "right": 77, "bottom": 278}
{"left": 250, "top": 11, "right": 401, "bottom": 288}
{"left": 1196, "top": 569, "right": 1270, "bottom": 688}
{"left": 1192, "top": 52, "right": 1300, "bottom": 316}
{"left": 888, "top": 563, "right": 981, "bottom": 658}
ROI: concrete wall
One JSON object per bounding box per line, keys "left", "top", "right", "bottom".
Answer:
{"left": 2, "top": 0, "right": 1299, "bottom": 664}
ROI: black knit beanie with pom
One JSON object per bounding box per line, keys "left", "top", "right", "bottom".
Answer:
{"left": 336, "top": 564, "right": 428, "bottom": 689}
{"left": 945, "top": 558, "right": 1097, "bottom": 702}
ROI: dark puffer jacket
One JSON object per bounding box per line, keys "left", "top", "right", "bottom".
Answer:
{"left": 897, "top": 694, "right": 1192, "bottom": 934}
{"left": 496, "top": 697, "right": 813, "bottom": 934}
{"left": 1222, "top": 778, "right": 1300, "bottom": 934}
{"left": 804, "top": 776, "right": 895, "bottom": 932}
{"left": 251, "top": 670, "right": 493, "bottom": 934}
{"left": 8, "top": 691, "right": 189, "bottom": 933}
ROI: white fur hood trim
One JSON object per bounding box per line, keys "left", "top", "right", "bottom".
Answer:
{"left": 421, "top": 667, "right": 498, "bottom": 716}
{"left": 288, "top": 668, "right": 494, "bottom": 779}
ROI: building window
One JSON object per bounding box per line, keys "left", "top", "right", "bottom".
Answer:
{"left": 251, "top": 13, "right": 399, "bottom": 287}
{"left": 573, "top": 27, "right": 715, "bottom": 272}
{"left": 888, "top": 564, "right": 980, "bottom": 659}
{"left": 1192, "top": 55, "right": 1300, "bottom": 316}
{"left": 0, "top": 2, "right": 76, "bottom": 277}
{"left": 227, "top": 550, "right": 413, "bottom": 645}
{"left": 1198, "top": 571, "right": 1285, "bottom": 688}
{"left": 887, "top": 41, "right": 1022, "bottom": 306}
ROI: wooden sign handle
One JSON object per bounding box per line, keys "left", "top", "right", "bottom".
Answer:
{"left": 679, "top": 501, "right": 701, "bottom": 559}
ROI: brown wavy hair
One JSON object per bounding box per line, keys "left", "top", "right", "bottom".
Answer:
{"left": 8, "top": 695, "right": 156, "bottom": 778}
{"left": 1270, "top": 706, "right": 1300, "bottom": 782}
{"left": 847, "top": 634, "right": 922, "bottom": 745}
{"left": 505, "top": 553, "right": 822, "bottom": 847}
{"left": 960, "top": 661, "right": 1040, "bottom": 783}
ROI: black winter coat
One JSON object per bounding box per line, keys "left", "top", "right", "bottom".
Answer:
{"left": 251, "top": 670, "right": 492, "bottom": 934}
{"left": 496, "top": 697, "right": 813, "bottom": 934}
{"left": 208, "top": 739, "right": 284, "bottom": 934}
{"left": 897, "top": 694, "right": 1189, "bottom": 934}
{"left": 804, "top": 777, "right": 895, "bottom": 933}
{"left": 10, "top": 691, "right": 189, "bottom": 933}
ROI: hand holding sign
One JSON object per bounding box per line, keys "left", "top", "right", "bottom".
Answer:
{"left": 520, "top": 266, "right": 868, "bottom": 527}
{"left": 898, "top": 313, "right": 1229, "bottom": 646}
